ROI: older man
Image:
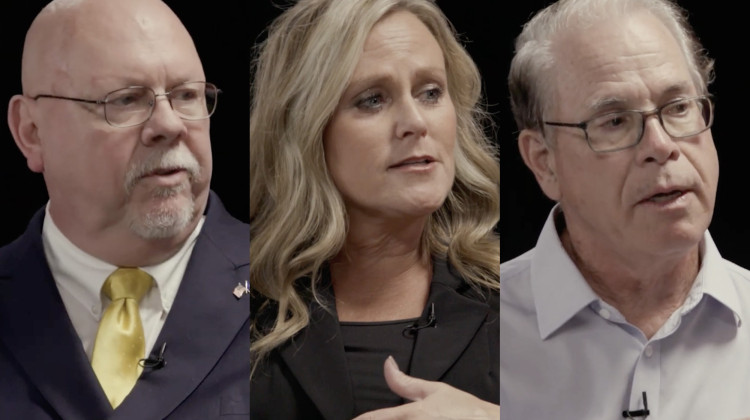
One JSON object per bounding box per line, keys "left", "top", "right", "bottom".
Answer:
{"left": 0, "top": 1, "right": 252, "bottom": 246}
{"left": 500, "top": 0, "right": 750, "bottom": 418}
{"left": 0, "top": 0, "right": 248, "bottom": 418}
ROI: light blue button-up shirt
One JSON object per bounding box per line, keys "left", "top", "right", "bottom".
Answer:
{"left": 500, "top": 207, "right": 750, "bottom": 420}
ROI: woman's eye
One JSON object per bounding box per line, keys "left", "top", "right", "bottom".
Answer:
{"left": 355, "top": 93, "right": 385, "bottom": 110}
{"left": 420, "top": 86, "right": 443, "bottom": 104}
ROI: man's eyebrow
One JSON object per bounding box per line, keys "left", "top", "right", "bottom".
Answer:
{"left": 659, "top": 82, "right": 695, "bottom": 99}
{"left": 586, "top": 82, "right": 696, "bottom": 114}
{"left": 588, "top": 97, "right": 629, "bottom": 114}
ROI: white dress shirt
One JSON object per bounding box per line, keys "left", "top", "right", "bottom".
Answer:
{"left": 42, "top": 204, "right": 205, "bottom": 360}
{"left": 500, "top": 206, "right": 750, "bottom": 420}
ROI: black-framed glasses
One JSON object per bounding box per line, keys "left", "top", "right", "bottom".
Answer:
{"left": 33, "top": 81, "right": 220, "bottom": 128}
{"left": 543, "top": 95, "right": 714, "bottom": 153}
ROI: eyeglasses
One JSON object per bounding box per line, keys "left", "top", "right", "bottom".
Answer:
{"left": 33, "top": 81, "right": 220, "bottom": 128}
{"left": 543, "top": 95, "right": 714, "bottom": 153}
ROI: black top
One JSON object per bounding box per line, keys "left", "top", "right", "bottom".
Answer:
{"left": 340, "top": 318, "right": 418, "bottom": 415}
{"left": 250, "top": 259, "right": 499, "bottom": 420}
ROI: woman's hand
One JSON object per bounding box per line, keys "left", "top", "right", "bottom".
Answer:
{"left": 352, "top": 356, "right": 500, "bottom": 420}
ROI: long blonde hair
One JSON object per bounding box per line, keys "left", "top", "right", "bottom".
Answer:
{"left": 250, "top": 0, "right": 499, "bottom": 370}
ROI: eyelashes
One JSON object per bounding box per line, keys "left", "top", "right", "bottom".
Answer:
{"left": 354, "top": 85, "right": 446, "bottom": 112}
{"left": 420, "top": 86, "right": 444, "bottom": 104}
{"left": 356, "top": 92, "right": 385, "bottom": 110}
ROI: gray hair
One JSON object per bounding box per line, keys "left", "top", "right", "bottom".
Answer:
{"left": 508, "top": 0, "right": 715, "bottom": 132}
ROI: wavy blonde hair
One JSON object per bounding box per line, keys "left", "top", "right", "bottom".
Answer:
{"left": 250, "top": 0, "right": 499, "bottom": 370}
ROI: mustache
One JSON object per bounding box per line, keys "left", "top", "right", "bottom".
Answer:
{"left": 124, "top": 143, "right": 202, "bottom": 194}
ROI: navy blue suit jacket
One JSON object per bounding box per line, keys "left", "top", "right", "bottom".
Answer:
{"left": 250, "top": 260, "right": 499, "bottom": 420}
{"left": 0, "top": 191, "right": 249, "bottom": 419}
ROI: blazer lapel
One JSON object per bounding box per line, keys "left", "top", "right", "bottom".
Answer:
{"left": 408, "top": 261, "right": 491, "bottom": 381}
{"left": 270, "top": 260, "right": 489, "bottom": 418}
{"left": 0, "top": 212, "right": 112, "bottom": 420}
{"left": 278, "top": 295, "right": 355, "bottom": 419}
{"left": 110, "top": 193, "right": 250, "bottom": 420}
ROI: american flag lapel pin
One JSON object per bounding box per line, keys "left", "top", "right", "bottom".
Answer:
{"left": 233, "top": 280, "right": 249, "bottom": 299}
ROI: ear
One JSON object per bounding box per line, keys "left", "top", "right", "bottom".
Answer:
{"left": 518, "top": 128, "right": 561, "bottom": 201}
{"left": 7, "top": 95, "right": 44, "bottom": 173}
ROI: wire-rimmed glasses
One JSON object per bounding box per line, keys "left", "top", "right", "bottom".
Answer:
{"left": 543, "top": 95, "right": 714, "bottom": 153}
{"left": 33, "top": 81, "right": 220, "bottom": 128}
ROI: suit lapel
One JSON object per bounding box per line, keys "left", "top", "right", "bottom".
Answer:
{"left": 270, "top": 260, "right": 490, "bottom": 418}
{"left": 110, "top": 192, "right": 250, "bottom": 420}
{"left": 408, "top": 261, "right": 490, "bottom": 381}
{"left": 0, "top": 211, "right": 112, "bottom": 420}
{"left": 278, "top": 297, "right": 355, "bottom": 420}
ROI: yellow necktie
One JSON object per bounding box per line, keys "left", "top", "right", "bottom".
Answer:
{"left": 91, "top": 267, "right": 153, "bottom": 408}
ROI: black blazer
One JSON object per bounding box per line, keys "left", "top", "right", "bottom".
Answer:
{"left": 0, "top": 191, "right": 250, "bottom": 420}
{"left": 250, "top": 260, "right": 499, "bottom": 420}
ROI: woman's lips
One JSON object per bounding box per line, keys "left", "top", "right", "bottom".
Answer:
{"left": 389, "top": 155, "right": 435, "bottom": 169}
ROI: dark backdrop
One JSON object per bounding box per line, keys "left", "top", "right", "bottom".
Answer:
{"left": 497, "top": 1, "right": 750, "bottom": 270}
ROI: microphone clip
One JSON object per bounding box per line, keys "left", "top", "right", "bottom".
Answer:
{"left": 402, "top": 303, "right": 437, "bottom": 337}
{"left": 622, "top": 391, "right": 650, "bottom": 418}
{"left": 139, "top": 342, "right": 167, "bottom": 370}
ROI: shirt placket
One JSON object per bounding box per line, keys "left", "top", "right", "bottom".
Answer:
{"left": 627, "top": 340, "right": 660, "bottom": 418}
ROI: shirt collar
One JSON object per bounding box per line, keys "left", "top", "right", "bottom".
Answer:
{"left": 530, "top": 206, "right": 741, "bottom": 340}
{"left": 696, "top": 231, "right": 743, "bottom": 327}
{"left": 531, "top": 206, "right": 599, "bottom": 340}
{"left": 42, "top": 202, "right": 204, "bottom": 316}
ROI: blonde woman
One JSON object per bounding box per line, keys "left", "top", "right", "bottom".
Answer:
{"left": 250, "top": 0, "right": 499, "bottom": 418}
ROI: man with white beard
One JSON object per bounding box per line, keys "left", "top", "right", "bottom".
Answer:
{"left": 0, "top": 0, "right": 249, "bottom": 418}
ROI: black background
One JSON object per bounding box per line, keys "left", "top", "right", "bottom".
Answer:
{"left": 4, "top": 2, "right": 746, "bottom": 270}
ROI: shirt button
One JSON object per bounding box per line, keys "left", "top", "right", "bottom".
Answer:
{"left": 644, "top": 345, "right": 654, "bottom": 358}
{"left": 598, "top": 308, "right": 611, "bottom": 319}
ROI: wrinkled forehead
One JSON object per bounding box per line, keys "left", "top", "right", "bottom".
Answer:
{"left": 22, "top": 0, "right": 204, "bottom": 93}
{"left": 545, "top": 11, "right": 694, "bottom": 116}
